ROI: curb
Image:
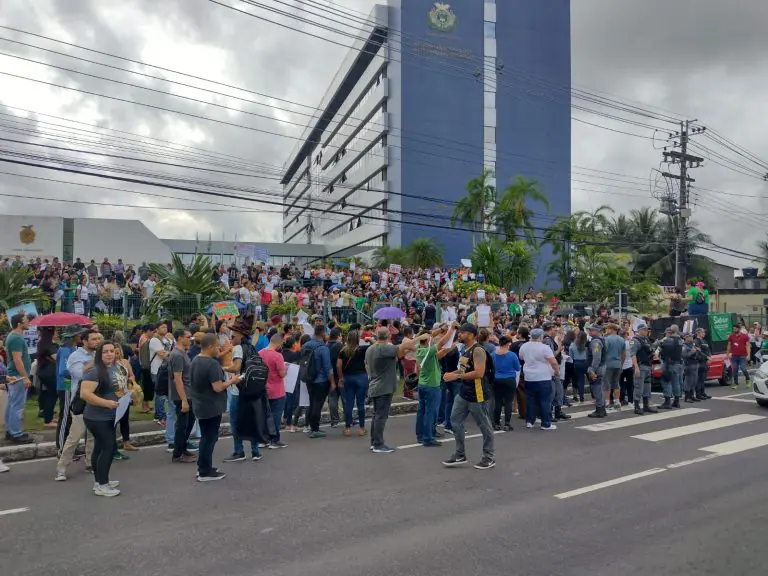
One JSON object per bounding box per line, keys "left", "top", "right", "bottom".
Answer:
{"left": 0, "top": 400, "right": 419, "bottom": 463}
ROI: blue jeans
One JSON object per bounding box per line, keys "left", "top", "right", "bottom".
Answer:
{"left": 731, "top": 356, "right": 750, "bottom": 385}
{"left": 283, "top": 392, "right": 297, "bottom": 423}
{"left": 442, "top": 380, "right": 461, "bottom": 430}
{"left": 343, "top": 372, "right": 368, "bottom": 428}
{"left": 4, "top": 379, "right": 27, "bottom": 437}
{"left": 152, "top": 373, "right": 166, "bottom": 420}
{"left": 268, "top": 396, "right": 286, "bottom": 442}
{"left": 228, "top": 394, "right": 260, "bottom": 457}
{"left": 197, "top": 414, "right": 222, "bottom": 477}
{"left": 165, "top": 397, "right": 176, "bottom": 444}
{"left": 416, "top": 385, "right": 441, "bottom": 444}
{"left": 572, "top": 359, "right": 588, "bottom": 401}
{"left": 525, "top": 379, "right": 553, "bottom": 428}
{"left": 662, "top": 363, "right": 682, "bottom": 398}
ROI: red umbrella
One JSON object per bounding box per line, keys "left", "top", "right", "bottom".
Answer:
{"left": 30, "top": 312, "right": 93, "bottom": 327}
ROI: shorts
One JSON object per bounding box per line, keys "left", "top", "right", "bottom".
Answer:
{"left": 604, "top": 367, "right": 622, "bottom": 390}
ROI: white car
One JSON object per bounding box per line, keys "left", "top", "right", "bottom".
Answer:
{"left": 753, "top": 360, "right": 768, "bottom": 408}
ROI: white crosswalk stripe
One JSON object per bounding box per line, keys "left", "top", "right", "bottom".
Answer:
{"left": 631, "top": 414, "right": 766, "bottom": 442}
{"left": 576, "top": 408, "right": 709, "bottom": 432}
{"left": 699, "top": 432, "right": 768, "bottom": 455}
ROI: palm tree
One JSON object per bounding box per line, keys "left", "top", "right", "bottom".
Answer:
{"left": 405, "top": 238, "right": 444, "bottom": 268}
{"left": 504, "top": 240, "right": 536, "bottom": 290}
{"left": 371, "top": 245, "right": 406, "bottom": 268}
{"left": 574, "top": 204, "right": 614, "bottom": 234}
{"left": 542, "top": 215, "right": 581, "bottom": 289}
{"left": 605, "top": 213, "right": 633, "bottom": 250}
{"left": 148, "top": 254, "right": 227, "bottom": 319}
{"left": 471, "top": 239, "right": 506, "bottom": 287}
{"left": 495, "top": 176, "right": 550, "bottom": 245}
{"left": 451, "top": 168, "right": 496, "bottom": 246}
{"left": 0, "top": 266, "right": 49, "bottom": 313}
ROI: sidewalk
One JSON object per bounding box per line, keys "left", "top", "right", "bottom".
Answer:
{"left": 0, "top": 400, "right": 419, "bottom": 463}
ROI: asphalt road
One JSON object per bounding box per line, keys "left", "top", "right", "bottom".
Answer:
{"left": 1, "top": 385, "right": 767, "bottom": 576}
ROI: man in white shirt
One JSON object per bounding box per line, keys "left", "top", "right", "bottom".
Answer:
{"left": 518, "top": 328, "right": 559, "bottom": 431}
{"left": 149, "top": 323, "right": 172, "bottom": 427}
{"left": 143, "top": 273, "right": 157, "bottom": 299}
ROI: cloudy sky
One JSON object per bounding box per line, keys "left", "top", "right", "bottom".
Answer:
{"left": 0, "top": 0, "right": 766, "bottom": 269}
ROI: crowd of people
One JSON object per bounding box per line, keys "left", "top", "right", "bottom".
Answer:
{"left": 2, "top": 257, "right": 766, "bottom": 493}
{"left": 1, "top": 294, "right": 763, "bottom": 490}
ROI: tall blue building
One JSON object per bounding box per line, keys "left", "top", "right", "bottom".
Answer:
{"left": 281, "top": 1, "right": 570, "bottom": 281}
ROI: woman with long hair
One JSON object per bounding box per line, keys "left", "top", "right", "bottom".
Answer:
{"left": 36, "top": 327, "right": 59, "bottom": 428}
{"left": 113, "top": 344, "right": 139, "bottom": 454}
{"left": 491, "top": 336, "right": 521, "bottom": 431}
{"left": 336, "top": 330, "right": 369, "bottom": 437}
{"left": 569, "top": 329, "right": 589, "bottom": 403}
{"left": 79, "top": 341, "right": 122, "bottom": 497}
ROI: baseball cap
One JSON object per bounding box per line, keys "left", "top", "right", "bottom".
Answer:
{"left": 458, "top": 323, "right": 477, "bottom": 335}
{"left": 586, "top": 323, "right": 602, "bottom": 332}
{"left": 530, "top": 328, "right": 545, "bottom": 339}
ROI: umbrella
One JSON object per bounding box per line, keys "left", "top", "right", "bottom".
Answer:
{"left": 31, "top": 312, "right": 92, "bottom": 327}
{"left": 374, "top": 306, "right": 406, "bottom": 320}
{"left": 552, "top": 307, "right": 586, "bottom": 317}
{"left": 206, "top": 300, "right": 247, "bottom": 314}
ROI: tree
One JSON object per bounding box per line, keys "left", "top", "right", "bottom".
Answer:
{"left": 542, "top": 215, "right": 581, "bottom": 289}
{"left": 756, "top": 236, "right": 768, "bottom": 275}
{"left": 451, "top": 168, "right": 496, "bottom": 246}
{"left": 405, "top": 237, "right": 444, "bottom": 268}
{"left": 148, "top": 254, "right": 227, "bottom": 319}
{"left": 0, "top": 266, "right": 50, "bottom": 313}
{"left": 371, "top": 245, "right": 407, "bottom": 268}
{"left": 495, "top": 176, "right": 550, "bottom": 245}
{"left": 574, "top": 204, "right": 613, "bottom": 234}
{"left": 471, "top": 239, "right": 536, "bottom": 291}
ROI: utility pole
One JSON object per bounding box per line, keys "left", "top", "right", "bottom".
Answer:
{"left": 661, "top": 120, "right": 705, "bottom": 289}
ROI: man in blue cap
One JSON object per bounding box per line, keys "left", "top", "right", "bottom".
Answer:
{"left": 586, "top": 324, "right": 608, "bottom": 418}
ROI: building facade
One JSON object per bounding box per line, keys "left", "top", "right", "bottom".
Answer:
{"left": 281, "top": 1, "right": 571, "bottom": 273}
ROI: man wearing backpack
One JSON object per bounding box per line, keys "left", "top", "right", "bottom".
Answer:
{"left": 686, "top": 280, "right": 710, "bottom": 316}
{"left": 299, "top": 324, "right": 335, "bottom": 439}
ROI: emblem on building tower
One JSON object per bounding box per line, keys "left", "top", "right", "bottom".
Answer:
{"left": 428, "top": 3, "right": 457, "bottom": 32}
{"left": 19, "top": 224, "right": 36, "bottom": 245}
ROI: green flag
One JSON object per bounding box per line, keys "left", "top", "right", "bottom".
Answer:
{"left": 708, "top": 313, "right": 733, "bottom": 341}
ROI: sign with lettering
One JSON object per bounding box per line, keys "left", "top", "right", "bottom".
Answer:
{"left": 212, "top": 301, "right": 240, "bottom": 319}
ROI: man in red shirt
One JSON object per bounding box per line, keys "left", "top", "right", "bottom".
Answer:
{"left": 726, "top": 324, "right": 751, "bottom": 389}
{"left": 258, "top": 333, "right": 288, "bottom": 449}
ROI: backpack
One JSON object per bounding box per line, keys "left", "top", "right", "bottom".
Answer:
{"left": 298, "top": 343, "right": 319, "bottom": 384}
{"left": 695, "top": 290, "right": 706, "bottom": 304}
{"left": 484, "top": 347, "right": 495, "bottom": 386}
{"left": 139, "top": 339, "right": 151, "bottom": 369}
{"left": 239, "top": 347, "right": 269, "bottom": 399}
{"left": 155, "top": 357, "right": 170, "bottom": 396}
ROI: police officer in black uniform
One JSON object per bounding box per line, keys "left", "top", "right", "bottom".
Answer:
{"left": 630, "top": 323, "right": 658, "bottom": 415}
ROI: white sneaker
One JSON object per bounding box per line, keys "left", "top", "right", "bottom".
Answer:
{"left": 0, "top": 459, "right": 9, "bottom": 473}
{"left": 541, "top": 424, "right": 558, "bottom": 431}
{"left": 525, "top": 422, "right": 534, "bottom": 429}
{"left": 93, "top": 480, "right": 120, "bottom": 491}
{"left": 94, "top": 484, "right": 121, "bottom": 497}
{"left": 55, "top": 471, "right": 67, "bottom": 482}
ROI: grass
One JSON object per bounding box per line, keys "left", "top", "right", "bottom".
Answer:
{"left": 21, "top": 397, "right": 155, "bottom": 432}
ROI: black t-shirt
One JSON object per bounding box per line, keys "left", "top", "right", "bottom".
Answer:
{"left": 328, "top": 341, "right": 343, "bottom": 379}
{"left": 37, "top": 341, "right": 58, "bottom": 377}
{"left": 190, "top": 355, "right": 227, "bottom": 420}
{"left": 338, "top": 345, "right": 369, "bottom": 374}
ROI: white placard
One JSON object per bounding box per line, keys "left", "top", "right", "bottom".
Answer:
{"left": 296, "top": 310, "right": 309, "bottom": 325}
{"left": 477, "top": 289, "right": 486, "bottom": 300}
{"left": 559, "top": 357, "right": 567, "bottom": 380}
{"left": 299, "top": 381, "right": 310, "bottom": 407}
{"left": 115, "top": 394, "right": 132, "bottom": 424}
{"left": 283, "top": 363, "right": 299, "bottom": 395}
{"left": 389, "top": 264, "right": 401, "bottom": 274}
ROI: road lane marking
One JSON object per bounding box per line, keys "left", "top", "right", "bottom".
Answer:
{"left": 397, "top": 430, "right": 505, "bottom": 450}
{"left": 711, "top": 397, "right": 756, "bottom": 404}
{"left": 577, "top": 408, "right": 708, "bottom": 432}
{"left": 631, "top": 414, "right": 766, "bottom": 442}
{"left": 699, "top": 432, "right": 768, "bottom": 455}
{"left": 0, "top": 507, "right": 30, "bottom": 516}
{"left": 721, "top": 392, "right": 754, "bottom": 398}
{"left": 554, "top": 469, "right": 666, "bottom": 499}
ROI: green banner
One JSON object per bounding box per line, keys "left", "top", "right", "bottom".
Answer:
{"left": 709, "top": 313, "right": 733, "bottom": 341}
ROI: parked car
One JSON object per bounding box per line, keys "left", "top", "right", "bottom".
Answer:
{"left": 651, "top": 353, "right": 729, "bottom": 388}
{"left": 752, "top": 361, "right": 768, "bottom": 408}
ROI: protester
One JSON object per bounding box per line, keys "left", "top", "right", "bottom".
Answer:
{"left": 259, "top": 333, "right": 288, "bottom": 449}
{"left": 568, "top": 329, "right": 588, "bottom": 404}
{"left": 300, "top": 324, "right": 335, "bottom": 439}
{"left": 170, "top": 328, "right": 197, "bottom": 463}
{"left": 365, "top": 327, "right": 419, "bottom": 453}
{"left": 491, "top": 336, "right": 521, "bottom": 431}
{"left": 337, "top": 330, "right": 369, "bottom": 437}
{"left": 5, "top": 313, "right": 33, "bottom": 443}
{"left": 726, "top": 323, "right": 751, "bottom": 389}
{"left": 518, "top": 328, "right": 559, "bottom": 431}
{"left": 190, "top": 332, "right": 240, "bottom": 481}
{"left": 442, "top": 323, "right": 496, "bottom": 469}
{"left": 414, "top": 326, "right": 454, "bottom": 446}
{"left": 79, "top": 340, "right": 123, "bottom": 497}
